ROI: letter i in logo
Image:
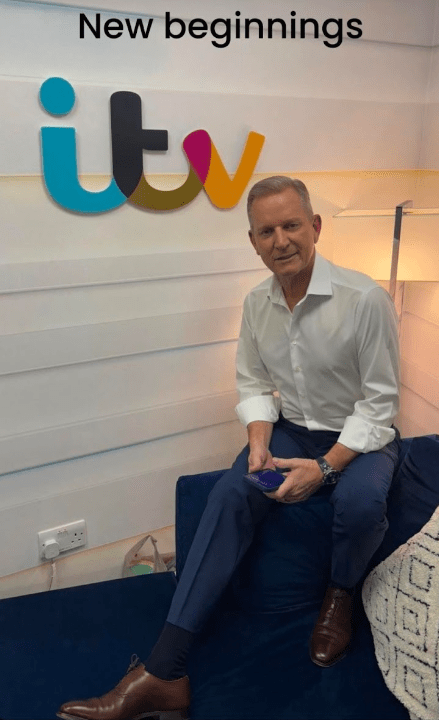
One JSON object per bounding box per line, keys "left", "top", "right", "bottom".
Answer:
{"left": 39, "top": 77, "right": 126, "bottom": 213}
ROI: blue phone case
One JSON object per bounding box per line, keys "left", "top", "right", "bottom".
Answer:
{"left": 243, "top": 469, "right": 285, "bottom": 491}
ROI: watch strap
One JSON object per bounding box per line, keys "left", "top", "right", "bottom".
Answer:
{"left": 315, "top": 456, "right": 340, "bottom": 485}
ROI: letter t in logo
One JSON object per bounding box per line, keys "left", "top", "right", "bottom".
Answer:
{"left": 110, "top": 92, "right": 168, "bottom": 197}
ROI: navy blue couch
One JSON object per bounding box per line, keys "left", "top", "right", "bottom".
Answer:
{"left": 1, "top": 435, "right": 438, "bottom": 720}
{"left": 176, "top": 435, "right": 439, "bottom": 719}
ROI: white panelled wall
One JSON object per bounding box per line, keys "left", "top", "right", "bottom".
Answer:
{"left": 1, "top": 0, "right": 439, "bottom": 586}
{"left": 398, "top": 283, "right": 439, "bottom": 437}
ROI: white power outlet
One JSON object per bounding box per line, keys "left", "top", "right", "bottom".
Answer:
{"left": 38, "top": 519, "right": 87, "bottom": 560}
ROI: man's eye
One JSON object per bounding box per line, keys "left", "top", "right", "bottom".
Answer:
{"left": 285, "top": 223, "right": 298, "bottom": 230}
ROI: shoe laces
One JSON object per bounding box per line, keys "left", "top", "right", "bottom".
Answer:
{"left": 125, "top": 654, "right": 141, "bottom": 675}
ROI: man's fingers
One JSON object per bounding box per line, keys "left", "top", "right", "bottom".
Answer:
{"left": 272, "top": 457, "right": 293, "bottom": 468}
{"left": 268, "top": 478, "right": 290, "bottom": 500}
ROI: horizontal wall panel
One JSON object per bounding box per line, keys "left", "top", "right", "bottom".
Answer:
{"left": 0, "top": 390, "right": 239, "bottom": 475}
{"left": 0, "top": 342, "right": 238, "bottom": 436}
{"left": 402, "top": 282, "right": 439, "bottom": 325}
{"left": 0, "top": 247, "right": 266, "bottom": 293}
{"left": 0, "top": 173, "right": 426, "bottom": 266}
{"left": 397, "top": 386, "right": 439, "bottom": 437}
{"left": 0, "top": 269, "right": 268, "bottom": 335}
{"left": 401, "top": 358, "right": 439, "bottom": 410}
{"left": 0, "top": 421, "right": 247, "bottom": 576}
{"left": 0, "top": 175, "right": 255, "bottom": 263}
{"left": 0, "top": 78, "right": 425, "bottom": 175}
{"left": 400, "top": 312, "right": 439, "bottom": 378}
{"left": 0, "top": 419, "right": 246, "bottom": 512}
{"left": 0, "top": 306, "right": 242, "bottom": 375}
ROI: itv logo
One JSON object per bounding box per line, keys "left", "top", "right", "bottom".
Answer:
{"left": 39, "top": 77, "right": 265, "bottom": 213}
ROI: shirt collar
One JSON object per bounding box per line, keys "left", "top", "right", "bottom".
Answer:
{"left": 268, "top": 252, "right": 333, "bottom": 305}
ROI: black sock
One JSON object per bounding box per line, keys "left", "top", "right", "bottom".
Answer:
{"left": 144, "top": 622, "right": 195, "bottom": 680}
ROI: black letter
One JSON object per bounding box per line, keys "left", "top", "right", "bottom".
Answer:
{"left": 211, "top": 18, "right": 231, "bottom": 48}
{"left": 79, "top": 12, "right": 100, "bottom": 38}
{"left": 104, "top": 18, "right": 123, "bottom": 39}
{"left": 188, "top": 18, "right": 208, "bottom": 38}
{"left": 244, "top": 18, "right": 264, "bottom": 39}
{"left": 110, "top": 92, "right": 168, "bottom": 197}
{"left": 347, "top": 18, "right": 362, "bottom": 39}
{"left": 300, "top": 18, "right": 319, "bottom": 39}
{"left": 322, "top": 18, "right": 343, "bottom": 48}
{"left": 267, "top": 18, "right": 286, "bottom": 39}
{"left": 165, "top": 12, "right": 186, "bottom": 39}
{"left": 125, "top": 17, "right": 154, "bottom": 39}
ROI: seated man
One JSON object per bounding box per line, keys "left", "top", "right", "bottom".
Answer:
{"left": 57, "top": 176, "right": 400, "bottom": 720}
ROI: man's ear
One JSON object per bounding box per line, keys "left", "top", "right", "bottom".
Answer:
{"left": 249, "top": 230, "right": 260, "bottom": 255}
{"left": 312, "top": 215, "right": 322, "bottom": 243}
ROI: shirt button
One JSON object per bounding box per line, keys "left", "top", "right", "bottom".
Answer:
{"left": 292, "top": 341, "right": 297, "bottom": 345}
{"left": 295, "top": 366, "right": 301, "bottom": 372}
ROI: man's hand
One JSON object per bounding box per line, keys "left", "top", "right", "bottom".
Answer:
{"left": 248, "top": 446, "right": 276, "bottom": 473}
{"left": 265, "top": 457, "right": 323, "bottom": 503}
{"left": 247, "top": 420, "right": 275, "bottom": 472}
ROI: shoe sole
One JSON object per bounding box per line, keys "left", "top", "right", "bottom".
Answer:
{"left": 57, "top": 710, "right": 187, "bottom": 720}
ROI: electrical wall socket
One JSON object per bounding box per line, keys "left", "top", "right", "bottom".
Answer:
{"left": 38, "top": 519, "right": 87, "bottom": 560}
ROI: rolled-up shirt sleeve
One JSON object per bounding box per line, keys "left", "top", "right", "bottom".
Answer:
{"left": 338, "top": 286, "right": 400, "bottom": 453}
{"left": 235, "top": 297, "right": 281, "bottom": 426}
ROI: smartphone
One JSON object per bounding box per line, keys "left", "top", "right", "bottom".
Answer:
{"left": 243, "top": 468, "right": 286, "bottom": 492}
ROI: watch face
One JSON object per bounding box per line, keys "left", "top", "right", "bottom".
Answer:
{"left": 323, "top": 472, "right": 339, "bottom": 485}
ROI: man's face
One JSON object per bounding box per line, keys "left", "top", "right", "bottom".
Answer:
{"left": 249, "top": 188, "right": 321, "bottom": 281}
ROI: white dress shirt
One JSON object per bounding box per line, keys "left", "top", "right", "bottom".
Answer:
{"left": 235, "top": 253, "right": 400, "bottom": 453}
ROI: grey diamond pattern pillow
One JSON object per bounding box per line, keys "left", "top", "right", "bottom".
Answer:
{"left": 363, "top": 506, "right": 439, "bottom": 720}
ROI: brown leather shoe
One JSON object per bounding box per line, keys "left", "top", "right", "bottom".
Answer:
{"left": 310, "top": 587, "right": 352, "bottom": 667}
{"left": 56, "top": 655, "right": 190, "bottom": 720}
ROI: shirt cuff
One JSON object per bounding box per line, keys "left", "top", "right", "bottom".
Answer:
{"left": 235, "top": 395, "right": 281, "bottom": 427}
{"left": 338, "top": 415, "right": 396, "bottom": 453}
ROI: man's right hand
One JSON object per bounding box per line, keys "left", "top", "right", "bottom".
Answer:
{"left": 247, "top": 420, "right": 275, "bottom": 473}
{"left": 248, "top": 447, "right": 276, "bottom": 473}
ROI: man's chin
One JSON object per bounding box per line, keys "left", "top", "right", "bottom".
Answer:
{"left": 273, "top": 259, "right": 303, "bottom": 276}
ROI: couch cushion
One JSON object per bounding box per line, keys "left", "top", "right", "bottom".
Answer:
{"left": 375, "top": 435, "right": 439, "bottom": 565}
{"left": 188, "top": 601, "right": 409, "bottom": 719}
{"left": 363, "top": 505, "right": 439, "bottom": 720}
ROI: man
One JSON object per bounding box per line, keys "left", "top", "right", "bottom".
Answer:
{"left": 57, "top": 177, "right": 400, "bottom": 720}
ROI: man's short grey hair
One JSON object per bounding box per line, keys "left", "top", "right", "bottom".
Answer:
{"left": 247, "top": 176, "right": 314, "bottom": 224}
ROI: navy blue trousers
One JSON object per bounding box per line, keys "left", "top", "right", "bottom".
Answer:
{"left": 167, "top": 417, "right": 401, "bottom": 633}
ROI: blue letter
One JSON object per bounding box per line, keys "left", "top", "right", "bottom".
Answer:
{"left": 40, "top": 78, "right": 126, "bottom": 213}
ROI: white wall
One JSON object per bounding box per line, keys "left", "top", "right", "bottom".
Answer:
{"left": 1, "top": 0, "right": 438, "bottom": 578}
{"left": 397, "top": 282, "right": 439, "bottom": 436}
{"left": 419, "top": 0, "right": 439, "bottom": 168}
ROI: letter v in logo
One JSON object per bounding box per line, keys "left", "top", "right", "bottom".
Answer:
{"left": 183, "top": 129, "right": 265, "bottom": 209}
{"left": 39, "top": 77, "right": 126, "bottom": 213}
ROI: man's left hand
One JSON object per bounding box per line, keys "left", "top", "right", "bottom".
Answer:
{"left": 265, "top": 457, "right": 323, "bottom": 503}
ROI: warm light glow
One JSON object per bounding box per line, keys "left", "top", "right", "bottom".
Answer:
{"left": 332, "top": 213, "right": 439, "bottom": 281}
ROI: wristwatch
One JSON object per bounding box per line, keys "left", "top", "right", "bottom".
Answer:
{"left": 315, "top": 456, "right": 341, "bottom": 485}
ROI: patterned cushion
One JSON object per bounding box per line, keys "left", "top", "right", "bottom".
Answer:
{"left": 363, "top": 506, "right": 439, "bottom": 720}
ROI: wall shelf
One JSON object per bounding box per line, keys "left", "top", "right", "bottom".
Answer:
{"left": 334, "top": 208, "right": 439, "bottom": 218}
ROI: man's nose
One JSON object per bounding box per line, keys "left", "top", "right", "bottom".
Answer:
{"left": 273, "top": 227, "right": 289, "bottom": 247}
